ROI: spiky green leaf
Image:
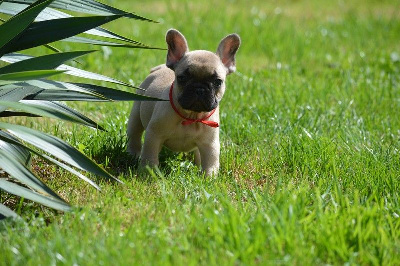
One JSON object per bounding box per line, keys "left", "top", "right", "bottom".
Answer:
{"left": 0, "top": 132, "right": 100, "bottom": 190}
{"left": 0, "top": 179, "right": 70, "bottom": 211}
{"left": 0, "top": 14, "right": 125, "bottom": 54}
{"left": 0, "top": 50, "right": 94, "bottom": 74}
{"left": 0, "top": 122, "right": 121, "bottom": 183}
{"left": 0, "top": 70, "right": 66, "bottom": 82}
{"left": 0, "top": 203, "right": 19, "bottom": 219}
{"left": 0, "top": 2, "right": 145, "bottom": 45}
{"left": 0, "top": 0, "right": 55, "bottom": 54}
{"left": 1, "top": 53, "right": 134, "bottom": 88}
{"left": 0, "top": 149, "right": 64, "bottom": 200}
{"left": 0, "top": 100, "right": 104, "bottom": 130}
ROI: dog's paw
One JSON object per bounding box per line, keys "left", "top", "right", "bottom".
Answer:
{"left": 127, "top": 147, "right": 141, "bottom": 159}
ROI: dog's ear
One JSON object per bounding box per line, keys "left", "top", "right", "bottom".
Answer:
{"left": 166, "top": 29, "right": 189, "bottom": 69}
{"left": 216, "top": 34, "right": 241, "bottom": 75}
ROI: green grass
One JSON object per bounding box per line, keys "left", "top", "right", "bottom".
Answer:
{"left": 1, "top": 0, "right": 400, "bottom": 264}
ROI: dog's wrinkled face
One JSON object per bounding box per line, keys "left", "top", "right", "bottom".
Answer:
{"left": 166, "top": 29, "right": 240, "bottom": 112}
{"left": 174, "top": 51, "right": 226, "bottom": 112}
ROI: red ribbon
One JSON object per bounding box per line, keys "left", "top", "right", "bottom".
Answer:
{"left": 169, "top": 82, "right": 219, "bottom": 128}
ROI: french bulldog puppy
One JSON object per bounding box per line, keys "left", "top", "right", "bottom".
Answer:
{"left": 127, "top": 29, "right": 240, "bottom": 176}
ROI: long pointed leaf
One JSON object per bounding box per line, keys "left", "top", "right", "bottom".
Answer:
{"left": 40, "top": 153, "right": 101, "bottom": 190}
{"left": 1, "top": 84, "right": 159, "bottom": 102}
{"left": 0, "top": 2, "right": 145, "bottom": 45}
{"left": 62, "top": 36, "right": 153, "bottom": 49}
{"left": 0, "top": 86, "right": 41, "bottom": 112}
{"left": 0, "top": 83, "right": 107, "bottom": 102}
{"left": 0, "top": 111, "right": 40, "bottom": 117}
{"left": 0, "top": 0, "right": 55, "bottom": 54}
{"left": 0, "top": 69, "right": 66, "bottom": 81}
{"left": 73, "top": 83, "right": 162, "bottom": 101}
{"left": 0, "top": 85, "right": 39, "bottom": 101}
{"left": 0, "top": 149, "right": 64, "bottom": 200}
{"left": 0, "top": 80, "right": 156, "bottom": 102}
{"left": 0, "top": 14, "right": 126, "bottom": 54}
{"left": 21, "top": 100, "right": 105, "bottom": 130}
{"left": 0, "top": 100, "right": 104, "bottom": 130}
{"left": 0, "top": 130, "right": 31, "bottom": 166}
{"left": 0, "top": 50, "right": 94, "bottom": 74}
{"left": 0, "top": 203, "right": 20, "bottom": 219}
{"left": 0, "top": 122, "right": 121, "bottom": 183}
{"left": 1, "top": 53, "right": 134, "bottom": 88}
{"left": 3, "top": 0, "right": 155, "bottom": 22}
{"left": 0, "top": 132, "right": 100, "bottom": 190}
{"left": 1, "top": 79, "right": 108, "bottom": 99}
{"left": 24, "top": 89, "right": 108, "bottom": 101}
{"left": 0, "top": 179, "right": 70, "bottom": 211}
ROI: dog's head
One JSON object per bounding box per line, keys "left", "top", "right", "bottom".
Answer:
{"left": 166, "top": 29, "right": 240, "bottom": 112}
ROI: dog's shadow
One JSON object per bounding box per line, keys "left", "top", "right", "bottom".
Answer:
{"left": 90, "top": 137, "right": 195, "bottom": 180}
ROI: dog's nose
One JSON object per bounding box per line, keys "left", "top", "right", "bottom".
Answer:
{"left": 195, "top": 88, "right": 206, "bottom": 96}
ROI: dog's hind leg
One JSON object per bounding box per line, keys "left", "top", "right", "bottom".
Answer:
{"left": 127, "top": 102, "right": 144, "bottom": 158}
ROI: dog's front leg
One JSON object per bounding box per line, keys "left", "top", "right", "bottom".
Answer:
{"left": 198, "top": 142, "right": 220, "bottom": 176}
{"left": 140, "top": 130, "right": 163, "bottom": 168}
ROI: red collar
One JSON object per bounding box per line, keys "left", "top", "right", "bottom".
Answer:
{"left": 169, "top": 82, "right": 219, "bottom": 128}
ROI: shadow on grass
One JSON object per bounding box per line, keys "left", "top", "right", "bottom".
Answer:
{"left": 89, "top": 135, "right": 196, "bottom": 180}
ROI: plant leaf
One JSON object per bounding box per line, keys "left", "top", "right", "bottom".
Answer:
{"left": 0, "top": 50, "right": 94, "bottom": 74}
{"left": 0, "top": 70, "right": 66, "bottom": 82}
{"left": 73, "top": 83, "right": 162, "bottom": 101}
{"left": 1, "top": 79, "right": 108, "bottom": 99}
{"left": 0, "top": 14, "right": 127, "bottom": 54}
{"left": 0, "top": 148, "right": 64, "bottom": 201}
{"left": 1, "top": 53, "right": 134, "bottom": 88}
{"left": 0, "top": 132, "right": 100, "bottom": 190}
{"left": 62, "top": 36, "right": 152, "bottom": 49}
{"left": 0, "top": 111, "right": 40, "bottom": 117}
{"left": 0, "top": 179, "right": 71, "bottom": 212}
{"left": 0, "top": 0, "right": 55, "bottom": 55}
{"left": 0, "top": 130, "right": 31, "bottom": 166}
{"left": 0, "top": 83, "right": 159, "bottom": 102}
{"left": 2, "top": 0, "right": 155, "bottom": 22}
{"left": 0, "top": 86, "right": 41, "bottom": 112}
{"left": 0, "top": 203, "right": 20, "bottom": 219}
{"left": 0, "top": 2, "right": 145, "bottom": 45}
{"left": 0, "top": 85, "right": 39, "bottom": 101}
{"left": 24, "top": 89, "right": 108, "bottom": 101}
{"left": 0, "top": 100, "right": 104, "bottom": 130}
{"left": 0, "top": 122, "right": 121, "bottom": 183}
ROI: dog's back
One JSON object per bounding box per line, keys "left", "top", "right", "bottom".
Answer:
{"left": 139, "top": 64, "right": 174, "bottom": 99}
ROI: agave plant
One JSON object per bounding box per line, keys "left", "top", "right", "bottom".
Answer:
{"left": 0, "top": 0, "right": 160, "bottom": 219}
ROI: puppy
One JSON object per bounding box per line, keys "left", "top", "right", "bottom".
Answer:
{"left": 127, "top": 29, "right": 240, "bottom": 176}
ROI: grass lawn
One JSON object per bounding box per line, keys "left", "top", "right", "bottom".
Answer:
{"left": 1, "top": 0, "right": 400, "bottom": 264}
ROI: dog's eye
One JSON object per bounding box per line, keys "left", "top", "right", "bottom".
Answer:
{"left": 177, "top": 75, "right": 189, "bottom": 84}
{"left": 213, "top": 79, "right": 223, "bottom": 87}
{"left": 178, "top": 75, "right": 188, "bottom": 83}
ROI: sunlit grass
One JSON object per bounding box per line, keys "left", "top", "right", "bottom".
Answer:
{"left": 1, "top": 0, "right": 399, "bottom": 264}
